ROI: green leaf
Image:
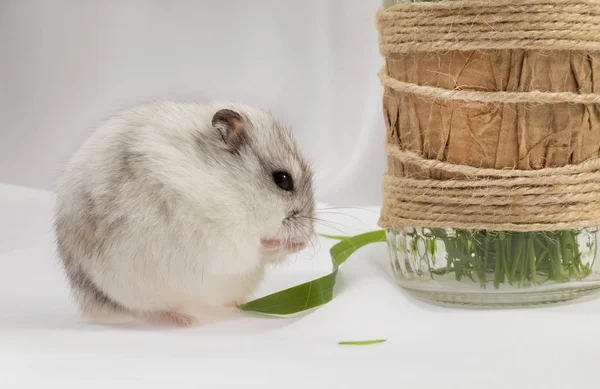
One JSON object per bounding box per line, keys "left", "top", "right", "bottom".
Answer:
{"left": 338, "top": 339, "right": 387, "bottom": 346}
{"left": 238, "top": 230, "right": 387, "bottom": 315}
{"left": 317, "top": 233, "right": 349, "bottom": 241}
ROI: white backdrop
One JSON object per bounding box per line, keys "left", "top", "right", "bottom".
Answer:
{"left": 0, "top": 0, "right": 387, "bottom": 206}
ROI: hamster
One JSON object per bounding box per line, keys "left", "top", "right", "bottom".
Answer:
{"left": 53, "top": 101, "right": 316, "bottom": 326}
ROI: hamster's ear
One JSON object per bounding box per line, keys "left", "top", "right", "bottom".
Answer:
{"left": 211, "top": 109, "right": 247, "bottom": 152}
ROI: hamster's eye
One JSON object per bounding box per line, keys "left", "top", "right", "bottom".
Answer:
{"left": 272, "top": 171, "right": 294, "bottom": 192}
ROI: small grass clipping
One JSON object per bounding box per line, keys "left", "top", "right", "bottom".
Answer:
{"left": 338, "top": 339, "right": 387, "bottom": 346}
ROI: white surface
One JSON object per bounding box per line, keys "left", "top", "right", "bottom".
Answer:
{"left": 0, "top": 0, "right": 386, "bottom": 206}
{"left": 1, "top": 183, "right": 600, "bottom": 388}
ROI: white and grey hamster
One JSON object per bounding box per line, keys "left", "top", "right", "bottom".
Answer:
{"left": 54, "top": 101, "right": 316, "bottom": 326}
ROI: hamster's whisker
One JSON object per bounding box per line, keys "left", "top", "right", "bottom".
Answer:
{"left": 315, "top": 206, "right": 376, "bottom": 213}
{"left": 298, "top": 216, "right": 353, "bottom": 236}
{"left": 304, "top": 226, "right": 320, "bottom": 252}
{"left": 299, "top": 215, "right": 340, "bottom": 226}
{"left": 303, "top": 232, "right": 320, "bottom": 260}
{"left": 314, "top": 223, "right": 350, "bottom": 236}
{"left": 290, "top": 223, "right": 312, "bottom": 249}
{"left": 291, "top": 223, "right": 319, "bottom": 259}
{"left": 299, "top": 216, "right": 380, "bottom": 252}
{"left": 311, "top": 220, "right": 347, "bottom": 234}
{"left": 302, "top": 215, "right": 348, "bottom": 228}
{"left": 314, "top": 211, "right": 371, "bottom": 227}
{"left": 290, "top": 224, "right": 322, "bottom": 261}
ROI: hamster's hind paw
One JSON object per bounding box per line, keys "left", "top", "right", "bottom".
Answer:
{"left": 144, "top": 311, "right": 198, "bottom": 327}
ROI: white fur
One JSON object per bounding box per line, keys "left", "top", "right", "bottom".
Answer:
{"left": 54, "top": 101, "right": 315, "bottom": 322}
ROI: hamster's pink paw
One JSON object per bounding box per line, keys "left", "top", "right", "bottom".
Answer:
{"left": 144, "top": 311, "right": 198, "bottom": 327}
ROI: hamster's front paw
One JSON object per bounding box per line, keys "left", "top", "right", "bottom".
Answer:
{"left": 260, "top": 239, "right": 307, "bottom": 258}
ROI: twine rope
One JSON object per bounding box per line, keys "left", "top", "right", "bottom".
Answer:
{"left": 378, "top": 69, "right": 600, "bottom": 105}
{"left": 376, "top": 0, "right": 600, "bottom": 232}
{"left": 379, "top": 146, "right": 600, "bottom": 232}
{"left": 377, "top": 0, "right": 600, "bottom": 54}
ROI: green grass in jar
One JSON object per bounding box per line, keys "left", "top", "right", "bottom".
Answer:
{"left": 404, "top": 228, "right": 597, "bottom": 289}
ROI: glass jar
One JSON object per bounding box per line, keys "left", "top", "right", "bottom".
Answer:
{"left": 386, "top": 227, "right": 600, "bottom": 306}
{"left": 379, "top": 1, "right": 600, "bottom": 306}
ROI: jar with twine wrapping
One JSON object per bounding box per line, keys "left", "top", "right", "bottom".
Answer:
{"left": 377, "top": 0, "right": 600, "bottom": 306}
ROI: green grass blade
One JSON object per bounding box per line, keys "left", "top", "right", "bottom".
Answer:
{"left": 317, "top": 233, "right": 348, "bottom": 241}
{"left": 338, "top": 339, "right": 387, "bottom": 346}
{"left": 238, "top": 230, "right": 387, "bottom": 315}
